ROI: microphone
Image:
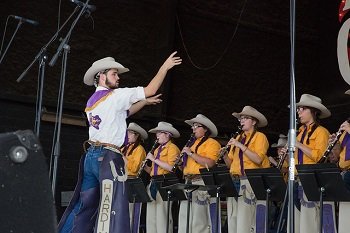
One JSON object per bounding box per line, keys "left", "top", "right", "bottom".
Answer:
{"left": 70, "top": 0, "right": 96, "bottom": 12}
{"left": 11, "top": 15, "right": 39, "bottom": 26}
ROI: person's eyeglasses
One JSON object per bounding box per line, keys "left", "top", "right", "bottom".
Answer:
{"left": 192, "top": 124, "right": 204, "bottom": 129}
{"left": 238, "top": 116, "right": 252, "bottom": 121}
{"left": 297, "top": 106, "right": 308, "bottom": 112}
{"left": 157, "top": 131, "right": 169, "bottom": 135}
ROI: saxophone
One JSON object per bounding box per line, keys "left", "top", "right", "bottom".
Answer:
{"left": 137, "top": 139, "right": 159, "bottom": 178}
{"left": 171, "top": 134, "right": 196, "bottom": 172}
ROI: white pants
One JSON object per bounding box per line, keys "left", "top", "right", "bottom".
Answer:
{"left": 146, "top": 186, "right": 173, "bottom": 233}
{"left": 129, "top": 202, "right": 142, "bottom": 233}
{"left": 339, "top": 202, "right": 350, "bottom": 233}
{"left": 227, "top": 178, "right": 258, "bottom": 233}
{"left": 288, "top": 183, "right": 337, "bottom": 233}
{"left": 178, "top": 178, "right": 218, "bottom": 233}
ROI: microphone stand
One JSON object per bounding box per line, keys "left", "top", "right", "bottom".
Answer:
{"left": 0, "top": 20, "right": 23, "bottom": 64}
{"left": 16, "top": 7, "right": 80, "bottom": 138}
{"left": 287, "top": 0, "right": 297, "bottom": 233}
{"left": 49, "top": 0, "right": 91, "bottom": 200}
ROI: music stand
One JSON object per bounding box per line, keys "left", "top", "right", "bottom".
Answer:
{"left": 126, "top": 178, "right": 151, "bottom": 233}
{"left": 152, "top": 173, "right": 187, "bottom": 233}
{"left": 245, "top": 167, "right": 286, "bottom": 233}
{"left": 163, "top": 183, "right": 216, "bottom": 233}
{"left": 199, "top": 166, "right": 239, "bottom": 233}
{"left": 296, "top": 163, "right": 350, "bottom": 233}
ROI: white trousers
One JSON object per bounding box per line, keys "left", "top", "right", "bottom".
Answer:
{"left": 146, "top": 185, "right": 173, "bottom": 233}
{"left": 178, "top": 179, "right": 218, "bottom": 233}
{"left": 227, "top": 178, "right": 259, "bottom": 233}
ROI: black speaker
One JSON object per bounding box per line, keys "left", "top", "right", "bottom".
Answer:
{"left": 0, "top": 130, "right": 57, "bottom": 233}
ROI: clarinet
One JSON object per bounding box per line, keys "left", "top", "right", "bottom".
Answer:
{"left": 137, "top": 139, "right": 159, "bottom": 178}
{"left": 276, "top": 144, "right": 288, "bottom": 170}
{"left": 171, "top": 134, "right": 196, "bottom": 172}
{"left": 317, "top": 129, "right": 343, "bottom": 163}
{"left": 217, "top": 126, "right": 243, "bottom": 164}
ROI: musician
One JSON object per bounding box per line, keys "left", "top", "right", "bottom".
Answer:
{"left": 222, "top": 106, "right": 269, "bottom": 233}
{"left": 145, "top": 121, "right": 180, "bottom": 233}
{"left": 287, "top": 94, "right": 335, "bottom": 233}
{"left": 270, "top": 134, "right": 288, "bottom": 172}
{"left": 121, "top": 122, "right": 148, "bottom": 233}
{"left": 178, "top": 114, "right": 221, "bottom": 233}
{"left": 122, "top": 122, "right": 148, "bottom": 177}
{"left": 58, "top": 53, "right": 181, "bottom": 233}
{"left": 335, "top": 90, "right": 350, "bottom": 233}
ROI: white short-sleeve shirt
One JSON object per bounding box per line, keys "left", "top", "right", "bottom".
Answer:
{"left": 85, "top": 86, "right": 145, "bottom": 147}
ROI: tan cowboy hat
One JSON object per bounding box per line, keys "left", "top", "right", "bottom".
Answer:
{"left": 271, "top": 134, "right": 287, "bottom": 148}
{"left": 345, "top": 89, "right": 350, "bottom": 95}
{"left": 83, "top": 57, "right": 130, "bottom": 86}
{"left": 296, "top": 94, "right": 331, "bottom": 119}
{"left": 185, "top": 114, "right": 218, "bottom": 137}
{"left": 148, "top": 121, "right": 180, "bottom": 138}
{"left": 127, "top": 122, "right": 148, "bottom": 140}
{"left": 232, "top": 106, "right": 268, "bottom": 128}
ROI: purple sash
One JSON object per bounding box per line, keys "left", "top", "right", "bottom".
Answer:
{"left": 239, "top": 137, "right": 246, "bottom": 175}
{"left": 341, "top": 133, "right": 350, "bottom": 161}
{"left": 153, "top": 144, "right": 164, "bottom": 175}
{"left": 297, "top": 126, "right": 307, "bottom": 164}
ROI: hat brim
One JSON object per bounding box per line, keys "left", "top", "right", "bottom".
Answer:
{"left": 84, "top": 61, "right": 129, "bottom": 86}
{"left": 149, "top": 127, "right": 180, "bottom": 138}
{"left": 345, "top": 89, "right": 350, "bottom": 95}
{"left": 296, "top": 101, "right": 331, "bottom": 119}
{"left": 185, "top": 118, "right": 218, "bottom": 137}
{"left": 128, "top": 125, "right": 148, "bottom": 140}
{"left": 232, "top": 111, "right": 268, "bottom": 128}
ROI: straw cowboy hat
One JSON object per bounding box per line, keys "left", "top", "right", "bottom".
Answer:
{"left": 127, "top": 122, "right": 148, "bottom": 140}
{"left": 185, "top": 114, "right": 218, "bottom": 137}
{"left": 149, "top": 121, "right": 180, "bottom": 138}
{"left": 296, "top": 94, "right": 331, "bottom": 119}
{"left": 83, "top": 57, "right": 130, "bottom": 86}
{"left": 271, "top": 134, "right": 287, "bottom": 148}
{"left": 345, "top": 89, "right": 350, "bottom": 95}
{"left": 232, "top": 106, "right": 268, "bottom": 128}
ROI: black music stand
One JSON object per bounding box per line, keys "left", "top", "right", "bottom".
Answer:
{"left": 200, "top": 166, "right": 239, "bottom": 233}
{"left": 245, "top": 167, "right": 286, "bottom": 233}
{"left": 152, "top": 173, "right": 187, "bottom": 233}
{"left": 126, "top": 177, "right": 151, "bottom": 233}
{"left": 296, "top": 163, "right": 350, "bottom": 233}
{"left": 163, "top": 183, "right": 216, "bottom": 233}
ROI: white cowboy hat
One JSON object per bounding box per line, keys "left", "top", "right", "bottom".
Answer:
{"left": 295, "top": 94, "right": 331, "bottom": 119}
{"left": 185, "top": 114, "right": 218, "bottom": 137}
{"left": 271, "top": 134, "right": 288, "bottom": 148}
{"left": 232, "top": 106, "right": 268, "bottom": 128}
{"left": 148, "top": 121, "right": 180, "bottom": 138}
{"left": 83, "top": 57, "right": 130, "bottom": 86}
{"left": 345, "top": 89, "right": 350, "bottom": 95}
{"left": 127, "top": 122, "right": 148, "bottom": 140}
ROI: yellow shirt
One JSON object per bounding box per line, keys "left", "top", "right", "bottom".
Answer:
{"left": 295, "top": 125, "right": 329, "bottom": 164}
{"left": 339, "top": 132, "right": 350, "bottom": 170}
{"left": 183, "top": 137, "right": 221, "bottom": 175}
{"left": 124, "top": 144, "right": 146, "bottom": 176}
{"left": 228, "top": 131, "right": 269, "bottom": 176}
{"left": 150, "top": 141, "right": 180, "bottom": 176}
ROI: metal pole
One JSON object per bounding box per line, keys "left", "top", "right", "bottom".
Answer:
{"left": 288, "top": 0, "right": 297, "bottom": 233}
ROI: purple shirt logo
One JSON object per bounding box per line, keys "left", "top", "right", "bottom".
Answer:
{"left": 89, "top": 113, "right": 102, "bottom": 129}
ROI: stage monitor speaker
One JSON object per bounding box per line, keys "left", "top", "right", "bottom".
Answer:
{"left": 0, "top": 130, "right": 57, "bottom": 233}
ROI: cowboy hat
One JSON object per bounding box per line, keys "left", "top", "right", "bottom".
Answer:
{"left": 232, "top": 106, "right": 268, "bottom": 128}
{"left": 83, "top": 57, "right": 130, "bottom": 86}
{"left": 148, "top": 121, "right": 180, "bottom": 138}
{"left": 127, "top": 122, "right": 148, "bottom": 140}
{"left": 271, "top": 134, "right": 287, "bottom": 148}
{"left": 296, "top": 94, "right": 331, "bottom": 119}
{"left": 185, "top": 114, "right": 218, "bottom": 137}
{"left": 345, "top": 89, "right": 350, "bottom": 95}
